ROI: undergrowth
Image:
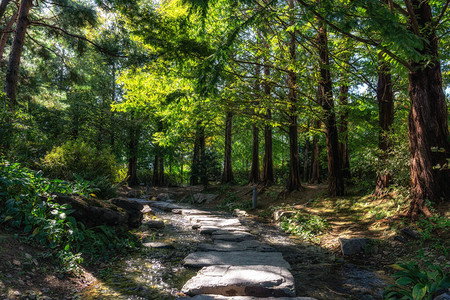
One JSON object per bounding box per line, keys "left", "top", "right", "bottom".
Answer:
{"left": 279, "top": 211, "right": 330, "bottom": 242}
{"left": 0, "top": 160, "right": 140, "bottom": 274}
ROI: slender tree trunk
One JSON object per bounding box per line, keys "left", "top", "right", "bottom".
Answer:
{"left": 338, "top": 83, "right": 351, "bottom": 180}
{"left": 0, "top": 0, "right": 11, "bottom": 20}
{"left": 407, "top": 1, "right": 450, "bottom": 217}
{"left": 127, "top": 125, "right": 139, "bottom": 186}
{"left": 199, "top": 127, "right": 207, "bottom": 186}
{"left": 152, "top": 155, "right": 159, "bottom": 186}
{"left": 261, "top": 60, "right": 274, "bottom": 185}
{"left": 5, "top": 0, "right": 32, "bottom": 106}
{"left": 309, "top": 133, "right": 320, "bottom": 184}
{"left": 159, "top": 155, "right": 164, "bottom": 185}
{"left": 222, "top": 111, "right": 234, "bottom": 183}
{"left": 375, "top": 53, "right": 394, "bottom": 196}
{"left": 249, "top": 124, "right": 260, "bottom": 184}
{"left": 190, "top": 128, "right": 201, "bottom": 185}
{"left": 317, "top": 23, "right": 344, "bottom": 196}
{"left": 286, "top": 0, "right": 301, "bottom": 192}
{"left": 0, "top": 10, "right": 18, "bottom": 62}
{"left": 303, "top": 134, "right": 309, "bottom": 182}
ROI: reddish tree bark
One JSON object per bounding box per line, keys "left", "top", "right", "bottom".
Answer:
{"left": 317, "top": 23, "right": 344, "bottom": 196}
{"left": 309, "top": 134, "right": 320, "bottom": 184}
{"left": 127, "top": 125, "right": 139, "bottom": 186}
{"left": 375, "top": 54, "right": 394, "bottom": 196}
{"left": 338, "top": 83, "right": 351, "bottom": 179}
{"left": 407, "top": 1, "right": 450, "bottom": 217}
{"left": 249, "top": 123, "right": 260, "bottom": 184}
{"left": 0, "top": 10, "right": 18, "bottom": 62}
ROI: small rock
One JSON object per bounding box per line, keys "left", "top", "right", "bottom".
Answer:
{"left": 434, "top": 293, "right": 450, "bottom": 300}
{"left": 193, "top": 193, "right": 219, "bottom": 204}
{"left": 25, "top": 253, "right": 32, "bottom": 259}
{"left": 339, "top": 238, "right": 370, "bottom": 255}
{"left": 127, "top": 190, "right": 143, "bottom": 198}
{"left": 233, "top": 209, "right": 248, "bottom": 217}
{"left": 156, "top": 193, "right": 173, "bottom": 201}
{"left": 12, "top": 260, "right": 20, "bottom": 266}
{"left": 142, "top": 242, "right": 175, "bottom": 249}
{"left": 401, "top": 228, "right": 421, "bottom": 239}
{"left": 144, "top": 220, "right": 165, "bottom": 229}
{"left": 393, "top": 235, "right": 407, "bottom": 243}
{"left": 273, "top": 210, "right": 295, "bottom": 222}
{"left": 141, "top": 205, "right": 154, "bottom": 215}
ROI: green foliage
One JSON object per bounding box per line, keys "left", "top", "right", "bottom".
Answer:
{"left": 41, "top": 140, "right": 124, "bottom": 198}
{"left": 279, "top": 211, "right": 330, "bottom": 242}
{"left": 384, "top": 263, "right": 450, "bottom": 300}
{"left": 0, "top": 161, "right": 139, "bottom": 273}
{"left": 217, "top": 191, "right": 251, "bottom": 212}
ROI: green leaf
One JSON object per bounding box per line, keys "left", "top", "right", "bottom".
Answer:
{"left": 412, "top": 283, "right": 427, "bottom": 300}
{"left": 396, "top": 276, "right": 414, "bottom": 286}
{"left": 64, "top": 244, "right": 70, "bottom": 251}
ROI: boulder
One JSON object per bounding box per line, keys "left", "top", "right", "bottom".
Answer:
{"left": 127, "top": 190, "right": 143, "bottom": 198}
{"left": 339, "top": 238, "right": 371, "bottom": 255}
{"left": 401, "top": 228, "right": 421, "bottom": 239}
{"left": 181, "top": 265, "right": 295, "bottom": 297}
{"left": 110, "top": 198, "right": 144, "bottom": 228}
{"left": 52, "top": 193, "right": 129, "bottom": 228}
{"left": 144, "top": 220, "right": 165, "bottom": 229}
{"left": 193, "top": 193, "right": 219, "bottom": 204}
{"left": 156, "top": 193, "right": 173, "bottom": 201}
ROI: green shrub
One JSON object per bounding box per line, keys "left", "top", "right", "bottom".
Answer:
{"left": 0, "top": 161, "right": 139, "bottom": 273}
{"left": 41, "top": 141, "right": 124, "bottom": 197}
{"left": 384, "top": 262, "right": 450, "bottom": 300}
{"left": 279, "top": 211, "right": 330, "bottom": 242}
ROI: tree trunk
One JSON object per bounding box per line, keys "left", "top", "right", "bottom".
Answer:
{"left": 222, "top": 111, "right": 234, "bottom": 183}
{"left": 375, "top": 53, "right": 394, "bottom": 196}
{"left": 199, "top": 127, "right": 207, "bottom": 186}
{"left": 309, "top": 133, "right": 320, "bottom": 184}
{"left": 407, "top": 1, "right": 450, "bottom": 218}
{"left": 153, "top": 155, "right": 160, "bottom": 186}
{"left": 5, "top": 0, "right": 32, "bottom": 106}
{"left": 338, "top": 83, "right": 351, "bottom": 180}
{"left": 303, "top": 135, "right": 309, "bottom": 182}
{"left": 0, "top": 0, "right": 11, "bottom": 20}
{"left": 317, "top": 23, "right": 344, "bottom": 196}
{"left": 127, "top": 126, "right": 139, "bottom": 186}
{"left": 249, "top": 123, "right": 260, "bottom": 184}
{"left": 262, "top": 111, "right": 274, "bottom": 185}
{"left": 0, "top": 10, "right": 18, "bottom": 63}
{"left": 190, "top": 127, "right": 201, "bottom": 186}
{"left": 286, "top": 0, "right": 301, "bottom": 192}
{"left": 159, "top": 155, "right": 164, "bottom": 185}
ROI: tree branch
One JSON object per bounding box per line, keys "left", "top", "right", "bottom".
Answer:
{"left": 404, "top": 0, "right": 420, "bottom": 35}
{"left": 30, "top": 21, "right": 127, "bottom": 58}
{"left": 435, "top": 0, "right": 450, "bottom": 27}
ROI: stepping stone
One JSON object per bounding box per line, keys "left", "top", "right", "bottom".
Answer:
{"left": 173, "top": 209, "right": 212, "bottom": 216}
{"left": 197, "top": 240, "right": 275, "bottom": 252}
{"left": 188, "top": 216, "right": 224, "bottom": 223}
{"left": 197, "top": 219, "right": 242, "bottom": 227}
{"left": 149, "top": 201, "right": 186, "bottom": 211}
{"left": 199, "top": 226, "right": 248, "bottom": 235}
{"left": 212, "top": 232, "right": 255, "bottom": 242}
{"left": 183, "top": 251, "right": 291, "bottom": 269}
{"left": 178, "top": 296, "right": 317, "bottom": 300}
{"left": 142, "top": 242, "right": 174, "bottom": 249}
{"left": 181, "top": 265, "right": 295, "bottom": 297}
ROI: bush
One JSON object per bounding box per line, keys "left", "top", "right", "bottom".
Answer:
{"left": 41, "top": 141, "right": 124, "bottom": 197}
{"left": 0, "top": 161, "right": 139, "bottom": 273}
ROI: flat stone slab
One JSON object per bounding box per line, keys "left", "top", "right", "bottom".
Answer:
{"left": 197, "top": 240, "right": 275, "bottom": 252}
{"left": 183, "top": 251, "right": 291, "bottom": 269}
{"left": 149, "top": 201, "right": 187, "bottom": 211}
{"left": 174, "top": 209, "right": 212, "bottom": 216}
{"left": 181, "top": 265, "right": 295, "bottom": 297}
{"left": 197, "top": 219, "right": 242, "bottom": 227}
{"left": 142, "top": 242, "right": 174, "bottom": 249}
{"left": 178, "top": 296, "right": 317, "bottom": 300}
{"left": 198, "top": 226, "right": 248, "bottom": 235}
{"left": 212, "top": 232, "right": 255, "bottom": 242}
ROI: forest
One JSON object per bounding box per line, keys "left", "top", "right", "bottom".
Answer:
{"left": 0, "top": 0, "right": 449, "bottom": 299}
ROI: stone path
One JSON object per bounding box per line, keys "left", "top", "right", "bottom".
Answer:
{"left": 144, "top": 200, "right": 316, "bottom": 299}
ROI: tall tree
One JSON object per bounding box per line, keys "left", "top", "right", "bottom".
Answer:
{"left": 317, "top": 22, "right": 344, "bottom": 196}
{"left": 222, "top": 111, "right": 234, "bottom": 183}
{"left": 375, "top": 53, "right": 394, "bottom": 196}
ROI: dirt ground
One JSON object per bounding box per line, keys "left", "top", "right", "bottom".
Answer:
{"left": 1, "top": 183, "right": 448, "bottom": 299}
